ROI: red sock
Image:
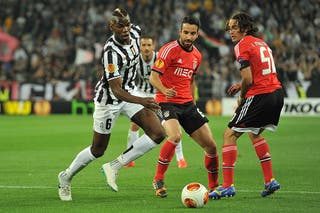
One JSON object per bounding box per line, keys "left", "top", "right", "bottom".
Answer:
{"left": 222, "top": 144, "right": 237, "bottom": 188}
{"left": 253, "top": 138, "right": 274, "bottom": 183}
{"left": 204, "top": 153, "right": 219, "bottom": 190}
{"left": 154, "top": 140, "right": 177, "bottom": 180}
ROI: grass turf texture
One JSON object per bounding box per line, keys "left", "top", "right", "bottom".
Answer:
{"left": 0, "top": 115, "right": 319, "bottom": 212}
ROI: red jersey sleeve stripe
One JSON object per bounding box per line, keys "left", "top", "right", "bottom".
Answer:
{"left": 160, "top": 41, "right": 179, "bottom": 59}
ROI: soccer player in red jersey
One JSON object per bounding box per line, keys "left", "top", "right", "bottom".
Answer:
{"left": 150, "top": 16, "right": 219, "bottom": 198}
{"left": 209, "top": 12, "right": 284, "bottom": 199}
{"left": 125, "top": 36, "right": 188, "bottom": 168}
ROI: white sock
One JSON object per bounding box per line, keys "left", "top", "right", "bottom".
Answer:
{"left": 65, "top": 146, "right": 96, "bottom": 179}
{"left": 108, "top": 156, "right": 125, "bottom": 171}
{"left": 175, "top": 141, "right": 184, "bottom": 160}
{"left": 127, "top": 129, "right": 139, "bottom": 149}
{"left": 120, "top": 134, "right": 158, "bottom": 165}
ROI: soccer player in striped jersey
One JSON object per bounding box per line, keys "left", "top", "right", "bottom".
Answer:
{"left": 126, "top": 36, "right": 188, "bottom": 168}
{"left": 209, "top": 12, "right": 284, "bottom": 199}
{"left": 58, "top": 8, "right": 166, "bottom": 201}
{"left": 150, "top": 16, "right": 219, "bottom": 198}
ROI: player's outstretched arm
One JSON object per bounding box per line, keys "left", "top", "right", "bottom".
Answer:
{"left": 109, "top": 78, "right": 160, "bottom": 110}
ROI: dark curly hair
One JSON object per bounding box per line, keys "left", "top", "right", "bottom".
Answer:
{"left": 226, "top": 12, "right": 259, "bottom": 36}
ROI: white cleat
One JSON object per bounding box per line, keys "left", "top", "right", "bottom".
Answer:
{"left": 101, "top": 163, "right": 118, "bottom": 192}
{"left": 58, "top": 171, "right": 72, "bottom": 201}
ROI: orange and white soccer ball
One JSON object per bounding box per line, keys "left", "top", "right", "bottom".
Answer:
{"left": 181, "top": 182, "right": 209, "bottom": 208}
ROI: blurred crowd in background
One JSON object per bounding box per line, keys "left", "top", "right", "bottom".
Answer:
{"left": 0, "top": 0, "right": 319, "bottom": 101}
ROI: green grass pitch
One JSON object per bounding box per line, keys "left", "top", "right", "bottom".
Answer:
{"left": 0, "top": 115, "right": 319, "bottom": 212}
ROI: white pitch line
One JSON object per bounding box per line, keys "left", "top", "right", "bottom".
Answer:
{"left": 0, "top": 185, "right": 320, "bottom": 194}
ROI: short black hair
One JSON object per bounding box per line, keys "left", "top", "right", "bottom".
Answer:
{"left": 140, "top": 36, "right": 153, "bottom": 41}
{"left": 226, "top": 12, "right": 258, "bottom": 36}
{"left": 181, "top": 16, "right": 201, "bottom": 30}
{"left": 140, "top": 31, "right": 153, "bottom": 40}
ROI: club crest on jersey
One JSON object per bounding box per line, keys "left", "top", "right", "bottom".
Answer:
{"left": 155, "top": 59, "right": 165, "bottom": 69}
{"left": 193, "top": 58, "right": 198, "bottom": 69}
{"left": 107, "top": 64, "right": 116, "bottom": 73}
{"left": 130, "top": 46, "right": 137, "bottom": 55}
{"left": 163, "top": 110, "right": 170, "bottom": 118}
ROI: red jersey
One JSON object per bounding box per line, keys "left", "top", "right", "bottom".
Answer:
{"left": 234, "top": 35, "right": 282, "bottom": 97}
{"left": 152, "top": 40, "right": 202, "bottom": 104}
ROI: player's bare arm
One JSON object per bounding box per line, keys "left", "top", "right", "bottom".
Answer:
{"left": 149, "top": 71, "right": 176, "bottom": 98}
{"left": 239, "top": 66, "right": 252, "bottom": 104}
{"left": 190, "top": 76, "right": 196, "bottom": 104}
{"left": 109, "top": 77, "right": 160, "bottom": 110}
{"left": 240, "top": 66, "right": 252, "bottom": 97}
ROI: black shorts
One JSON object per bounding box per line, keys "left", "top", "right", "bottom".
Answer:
{"left": 158, "top": 102, "right": 209, "bottom": 135}
{"left": 228, "top": 89, "right": 284, "bottom": 134}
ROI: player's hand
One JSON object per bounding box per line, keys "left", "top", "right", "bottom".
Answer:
{"left": 227, "top": 84, "right": 241, "bottom": 96}
{"left": 237, "top": 96, "right": 245, "bottom": 106}
{"left": 164, "top": 87, "right": 176, "bottom": 99}
{"left": 141, "top": 97, "right": 161, "bottom": 110}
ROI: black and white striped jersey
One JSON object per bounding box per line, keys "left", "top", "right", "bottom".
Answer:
{"left": 94, "top": 24, "right": 141, "bottom": 105}
{"left": 136, "top": 51, "right": 157, "bottom": 94}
